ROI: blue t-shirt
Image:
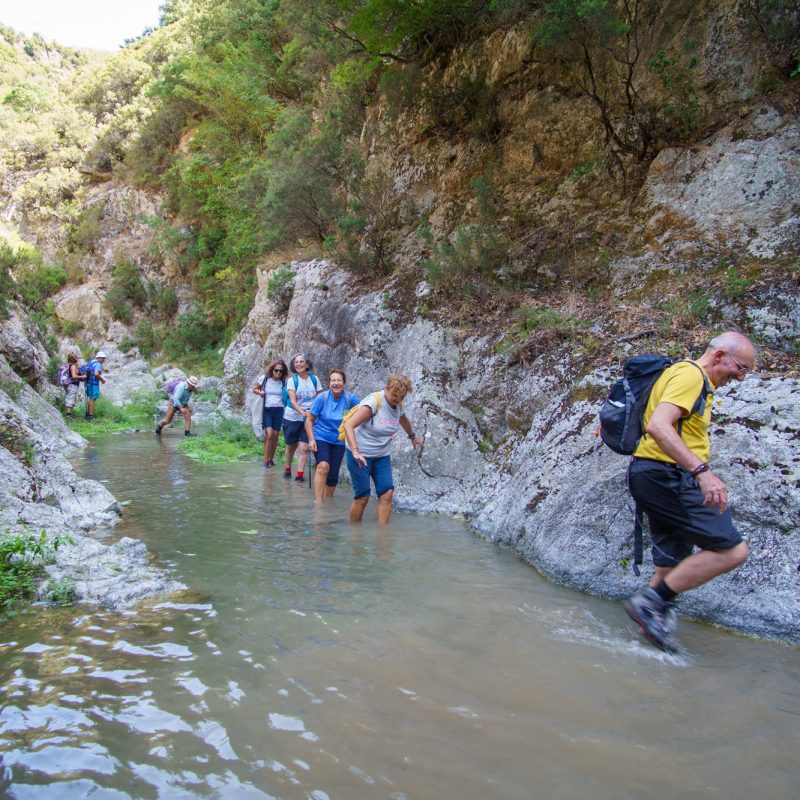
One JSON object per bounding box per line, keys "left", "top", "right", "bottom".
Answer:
{"left": 309, "top": 390, "right": 360, "bottom": 444}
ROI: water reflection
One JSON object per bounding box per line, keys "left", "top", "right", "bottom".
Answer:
{"left": 0, "top": 436, "right": 797, "bottom": 799}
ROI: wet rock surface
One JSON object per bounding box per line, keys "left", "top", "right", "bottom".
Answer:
{"left": 223, "top": 258, "right": 799, "bottom": 644}
{"left": 0, "top": 309, "right": 186, "bottom": 609}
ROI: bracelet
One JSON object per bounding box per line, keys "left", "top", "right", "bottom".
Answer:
{"left": 690, "top": 462, "right": 710, "bottom": 477}
{"left": 407, "top": 432, "right": 416, "bottom": 440}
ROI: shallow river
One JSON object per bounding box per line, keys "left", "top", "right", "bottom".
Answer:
{"left": 1, "top": 435, "right": 798, "bottom": 799}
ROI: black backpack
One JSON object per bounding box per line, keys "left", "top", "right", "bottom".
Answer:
{"left": 599, "top": 354, "right": 712, "bottom": 574}
{"left": 599, "top": 354, "right": 710, "bottom": 455}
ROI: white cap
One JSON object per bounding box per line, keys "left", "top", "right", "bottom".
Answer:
{"left": 95, "top": 351, "right": 107, "bottom": 359}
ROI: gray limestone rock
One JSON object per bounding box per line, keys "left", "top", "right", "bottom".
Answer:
{"left": 223, "top": 258, "right": 800, "bottom": 644}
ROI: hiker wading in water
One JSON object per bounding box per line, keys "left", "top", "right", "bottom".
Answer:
{"left": 343, "top": 373, "right": 423, "bottom": 525}
{"left": 281, "top": 354, "right": 322, "bottom": 482}
{"left": 624, "top": 331, "right": 756, "bottom": 653}
{"left": 156, "top": 376, "right": 199, "bottom": 437}
{"left": 305, "top": 369, "right": 359, "bottom": 503}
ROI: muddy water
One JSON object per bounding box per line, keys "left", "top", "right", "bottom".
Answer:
{"left": 0, "top": 435, "right": 798, "bottom": 799}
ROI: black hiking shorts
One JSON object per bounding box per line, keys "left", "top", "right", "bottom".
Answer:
{"left": 629, "top": 458, "right": 742, "bottom": 567}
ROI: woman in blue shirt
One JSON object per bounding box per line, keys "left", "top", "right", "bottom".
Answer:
{"left": 305, "top": 369, "right": 359, "bottom": 503}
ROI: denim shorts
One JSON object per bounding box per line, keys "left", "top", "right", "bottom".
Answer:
{"left": 629, "top": 458, "right": 742, "bottom": 567}
{"left": 262, "top": 406, "right": 284, "bottom": 431}
{"left": 346, "top": 451, "right": 394, "bottom": 499}
{"left": 283, "top": 418, "right": 309, "bottom": 445}
{"left": 315, "top": 440, "right": 346, "bottom": 486}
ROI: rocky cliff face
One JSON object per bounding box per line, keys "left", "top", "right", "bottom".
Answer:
{"left": 221, "top": 108, "right": 800, "bottom": 643}
{"left": 0, "top": 306, "right": 185, "bottom": 608}
{"left": 223, "top": 256, "right": 799, "bottom": 643}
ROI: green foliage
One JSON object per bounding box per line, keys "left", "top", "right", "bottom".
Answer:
{"left": 104, "top": 255, "right": 147, "bottom": 322}
{"left": 134, "top": 318, "right": 159, "bottom": 359}
{"left": 118, "top": 336, "right": 136, "bottom": 353}
{"left": 13, "top": 252, "right": 67, "bottom": 312}
{"left": 58, "top": 319, "right": 84, "bottom": 338}
{"left": 0, "top": 529, "right": 70, "bottom": 616}
{"left": 0, "top": 241, "right": 19, "bottom": 318}
{"left": 419, "top": 173, "right": 510, "bottom": 292}
{"left": 146, "top": 280, "right": 179, "bottom": 317}
{"left": 723, "top": 261, "right": 751, "bottom": 300}
{"left": 266, "top": 264, "right": 296, "bottom": 301}
{"left": 66, "top": 200, "right": 106, "bottom": 253}
{"left": 533, "top": 0, "right": 680, "bottom": 166}
{"left": 178, "top": 414, "right": 265, "bottom": 463}
{"left": 47, "top": 576, "right": 76, "bottom": 606}
{"left": 515, "top": 306, "right": 590, "bottom": 337}
{"left": 647, "top": 49, "right": 701, "bottom": 141}
{"left": 426, "top": 63, "right": 502, "bottom": 142}
{"left": 167, "top": 310, "right": 216, "bottom": 353}
{"left": 68, "top": 391, "right": 162, "bottom": 436}
{"left": 738, "top": 0, "right": 800, "bottom": 77}
{"left": 659, "top": 289, "right": 713, "bottom": 335}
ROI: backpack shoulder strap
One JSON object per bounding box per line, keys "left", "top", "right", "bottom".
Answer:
{"left": 680, "top": 360, "right": 712, "bottom": 416}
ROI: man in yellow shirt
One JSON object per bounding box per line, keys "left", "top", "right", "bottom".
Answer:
{"left": 625, "top": 331, "right": 756, "bottom": 652}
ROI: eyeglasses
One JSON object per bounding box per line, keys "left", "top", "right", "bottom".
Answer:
{"left": 273, "top": 369, "right": 284, "bottom": 374}
{"left": 725, "top": 353, "right": 752, "bottom": 374}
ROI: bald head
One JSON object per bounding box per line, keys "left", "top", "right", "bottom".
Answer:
{"left": 707, "top": 332, "right": 756, "bottom": 361}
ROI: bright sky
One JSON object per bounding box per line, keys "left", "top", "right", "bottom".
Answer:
{"left": 0, "top": 0, "right": 164, "bottom": 51}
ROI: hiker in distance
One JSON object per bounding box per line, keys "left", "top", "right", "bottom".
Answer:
{"left": 156, "top": 376, "right": 199, "bottom": 437}
{"left": 81, "top": 351, "right": 106, "bottom": 420}
{"left": 63, "top": 352, "right": 85, "bottom": 417}
{"left": 624, "top": 331, "right": 755, "bottom": 653}
{"left": 282, "top": 354, "right": 322, "bottom": 481}
{"left": 252, "top": 359, "right": 289, "bottom": 468}
{"left": 343, "top": 373, "right": 423, "bottom": 524}
{"left": 305, "top": 369, "right": 359, "bottom": 502}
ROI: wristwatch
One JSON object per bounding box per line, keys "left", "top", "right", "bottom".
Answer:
{"left": 690, "top": 462, "right": 710, "bottom": 477}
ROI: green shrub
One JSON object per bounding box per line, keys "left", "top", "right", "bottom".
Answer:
{"left": 0, "top": 529, "right": 71, "bottom": 616}
{"left": 48, "top": 576, "right": 76, "bottom": 606}
{"left": 119, "top": 336, "right": 136, "bottom": 353}
{"left": 135, "top": 318, "right": 159, "bottom": 359}
{"left": 0, "top": 241, "right": 19, "bottom": 319}
{"left": 178, "top": 414, "right": 266, "bottom": 463}
{"left": 58, "top": 319, "right": 84, "bottom": 338}
{"left": 66, "top": 200, "right": 106, "bottom": 253}
{"left": 104, "top": 255, "right": 146, "bottom": 322}
{"left": 266, "top": 264, "right": 296, "bottom": 299}
{"left": 14, "top": 256, "right": 67, "bottom": 312}
{"left": 147, "top": 280, "right": 179, "bottom": 317}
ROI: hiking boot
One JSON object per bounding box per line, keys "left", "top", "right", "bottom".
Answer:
{"left": 283, "top": 470, "right": 292, "bottom": 479}
{"left": 184, "top": 431, "right": 197, "bottom": 437}
{"left": 155, "top": 425, "right": 162, "bottom": 436}
{"left": 294, "top": 474, "right": 305, "bottom": 482}
{"left": 84, "top": 413, "right": 94, "bottom": 420}
{"left": 624, "top": 587, "right": 679, "bottom": 654}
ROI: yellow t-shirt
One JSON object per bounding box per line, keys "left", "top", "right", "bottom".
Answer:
{"left": 633, "top": 361, "right": 714, "bottom": 464}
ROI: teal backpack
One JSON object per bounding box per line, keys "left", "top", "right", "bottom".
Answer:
{"left": 282, "top": 373, "right": 320, "bottom": 407}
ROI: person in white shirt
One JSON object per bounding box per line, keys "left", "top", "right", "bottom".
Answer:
{"left": 251, "top": 359, "right": 288, "bottom": 468}
{"left": 342, "top": 373, "right": 423, "bottom": 524}
{"left": 281, "top": 354, "right": 322, "bottom": 481}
